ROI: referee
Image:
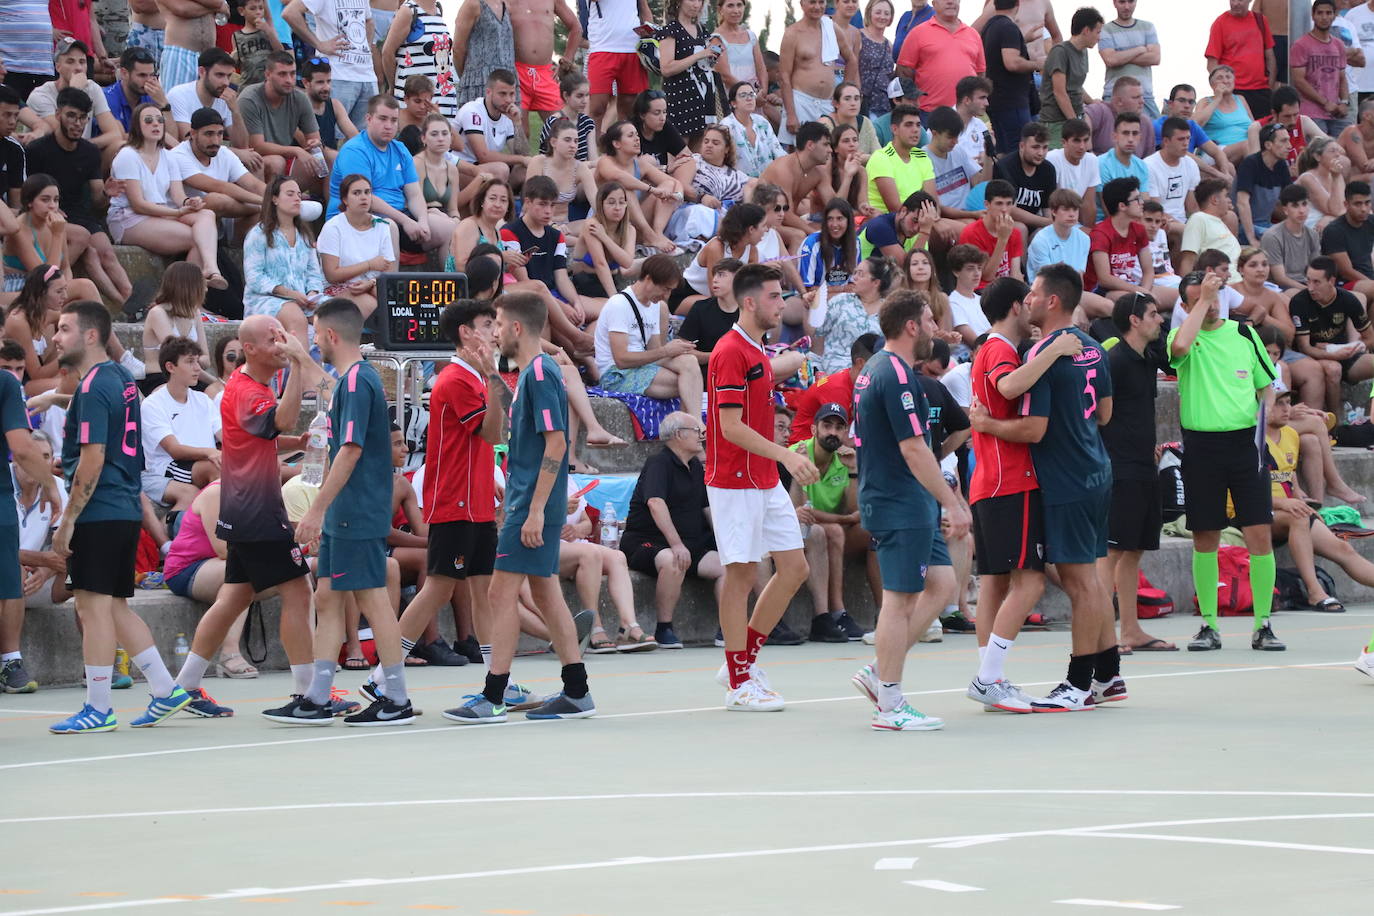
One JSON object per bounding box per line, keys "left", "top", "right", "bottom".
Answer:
{"left": 1168, "top": 271, "right": 1284, "bottom": 652}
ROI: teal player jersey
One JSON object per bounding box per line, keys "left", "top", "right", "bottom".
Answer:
{"left": 504, "top": 354, "right": 569, "bottom": 528}
{"left": 62, "top": 361, "right": 143, "bottom": 522}
{"left": 325, "top": 360, "right": 393, "bottom": 539}
{"left": 1022, "top": 327, "right": 1114, "bottom": 504}
{"left": 853, "top": 348, "right": 939, "bottom": 532}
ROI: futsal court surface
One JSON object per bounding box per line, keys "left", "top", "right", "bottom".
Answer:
{"left": 1, "top": 608, "right": 1371, "bottom": 915}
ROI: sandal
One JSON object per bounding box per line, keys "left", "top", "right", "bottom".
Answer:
{"left": 205, "top": 272, "right": 229, "bottom": 291}
{"left": 588, "top": 627, "right": 619, "bottom": 654}
{"left": 1313, "top": 596, "right": 1346, "bottom": 613}
{"left": 216, "top": 651, "right": 259, "bottom": 679}
{"left": 617, "top": 625, "right": 658, "bottom": 653}
{"left": 341, "top": 656, "right": 370, "bottom": 670}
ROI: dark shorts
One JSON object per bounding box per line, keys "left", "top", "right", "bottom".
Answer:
{"left": 69, "top": 520, "right": 141, "bottom": 598}
{"left": 317, "top": 535, "right": 388, "bottom": 591}
{"left": 1181, "top": 427, "right": 1272, "bottom": 532}
{"left": 494, "top": 519, "right": 562, "bottom": 578}
{"left": 972, "top": 489, "right": 1045, "bottom": 575}
{"left": 426, "top": 520, "right": 498, "bottom": 579}
{"left": 1339, "top": 352, "right": 1372, "bottom": 380}
{"left": 1108, "top": 476, "right": 1162, "bottom": 553}
{"left": 164, "top": 557, "right": 209, "bottom": 598}
{"left": 0, "top": 525, "right": 21, "bottom": 600}
{"left": 870, "top": 527, "right": 934, "bottom": 594}
{"left": 623, "top": 537, "right": 716, "bottom": 576}
{"left": 930, "top": 529, "right": 951, "bottom": 567}
{"left": 1044, "top": 486, "right": 1112, "bottom": 565}
{"left": 225, "top": 539, "right": 310, "bottom": 592}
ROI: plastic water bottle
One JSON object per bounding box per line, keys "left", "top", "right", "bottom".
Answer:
{"left": 300, "top": 408, "right": 329, "bottom": 487}
{"left": 799, "top": 498, "right": 813, "bottom": 539}
{"left": 309, "top": 144, "right": 328, "bottom": 178}
{"left": 600, "top": 503, "right": 621, "bottom": 550}
{"left": 173, "top": 633, "right": 189, "bottom": 667}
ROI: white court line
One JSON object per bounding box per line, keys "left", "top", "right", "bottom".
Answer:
{"left": 0, "top": 658, "right": 1353, "bottom": 772}
{"left": 873, "top": 857, "right": 917, "bottom": 870}
{"left": 3, "top": 811, "right": 1370, "bottom": 916}
{"left": 904, "top": 879, "right": 982, "bottom": 892}
{"left": 0, "top": 708, "right": 80, "bottom": 715}
{"left": 1073, "top": 830, "right": 1374, "bottom": 856}
{"left": 1055, "top": 899, "right": 1180, "bottom": 911}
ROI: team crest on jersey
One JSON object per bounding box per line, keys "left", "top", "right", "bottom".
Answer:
{"left": 855, "top": 375, "right": 871, "bottom": 390}
{"left": 900, "top": 391, "right": 915, "bottom": 411}
{"left": 1236, "top": 369, "right": 1249, "bottom": 379}
{"left": 291, "top": 547, "right": 304, "bottom": 565}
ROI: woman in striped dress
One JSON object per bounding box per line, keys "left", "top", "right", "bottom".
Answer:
{"left": 382, "top": 0, "right": 459, "bottom": 119}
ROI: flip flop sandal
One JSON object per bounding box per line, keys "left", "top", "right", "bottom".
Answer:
{"left": 216, "top": 651, "right": 259, "bottom": 678}
{"left": 1313, "top": 597, "right": 1346, "bottom": 613}
{"left": 341, "top": 656, "right": 370, "bottom": 670}
{"left": 1128, "top": 638, "right": 1179, "bottom": 652}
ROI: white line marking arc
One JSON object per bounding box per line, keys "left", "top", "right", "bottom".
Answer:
{"left": 1055, "top": 899, "right": 1180, "bottom": 911}
{"left": 873, "top": 857, "right": 918, "bottom": 870}
{"left": 904, "top": 879, "right": 983, "bottom": 892}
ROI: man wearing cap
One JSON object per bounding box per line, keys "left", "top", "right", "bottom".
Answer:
{"left": 790, "top": 401, "right": 869, "bottom": 644}
{"left": 169, "top": 109, "right": 293, "bottom": 229}
{"left": 875, "top": 76, "right": 924, "bottom": 147}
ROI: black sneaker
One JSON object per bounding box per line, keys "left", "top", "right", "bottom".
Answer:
{"left": 261, "top": 695, "right": 332, "bottom": 725}
{"left": 939, "top": 612, "right": 977, "bottom": 634}
{"left": 344, "top": 697, "right": 416, "bottom": 727}
{"left": 453, "top": 636, "right": 483, "bottom": 665}
{"left": 713, "top": 628, "right": 725, "bottom": 648}
{"left": 0, "top": 658, "right": 37, "bottom": 693}
{"left": 572, "top": 608, "right": 596, "bottom": 652}
{"left": 1187, "top": 624, "right": 1222, "bottom": 651}
{"left": 809, "top": 614, "right": 848, "bottom": 643}
{"left": 767, "top": 621, "right": 806, "bottom": 646}
{"left": 832, "top": 611, "right": 864, "bottom": 641}
{"left": 655, "top": 623, "right": 684, "bottom": 649}
{"left": 1251, "top": 624, "right": 1286, "bottom": 651}
{"left": 359, "top": 680, "right": 382, "bottom": 704}
{"left": 413, "top": 637, "right": 468, "bottom": 667}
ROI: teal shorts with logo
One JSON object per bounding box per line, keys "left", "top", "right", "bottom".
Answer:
{"left": 870, "top": 527, "right": 935, "bottom": 594}
{"left": 495, "top": 520, "right": 563, "bottom": 578}
{"left": 317, "top": 535, "right": 388, "bottom": 591}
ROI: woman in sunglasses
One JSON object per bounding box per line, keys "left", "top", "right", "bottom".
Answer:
{"left": 205, "top": 334, "right": 243, "bottom": 403}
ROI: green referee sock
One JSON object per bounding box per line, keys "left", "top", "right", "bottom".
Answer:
{"left": 1193, "top": 549, "right": 1219, "bottom": 630}
{"left": 1250, "top": 552, "right": 1276, "bottom": 630}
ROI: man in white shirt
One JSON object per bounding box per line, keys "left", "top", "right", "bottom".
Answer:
{"left": 1046, "top": 117, "right": 1101, "bottom": 227}
{"left": 1342, "top": 0, "right": 1374, "bottom": 103}
{"left": 1143, "top": 116, "right": 1201, "bottom": 239}
{"left": 141, "top": 337, "right": 222, "bottom": 511}
{"left": 955, "top": 75, "right": 995, "bottom": 164}
{"left": 454, "top": 70, "right": 529, "bottom": 184}
{"left": 282, "top": 0, "right": 379, "bottom": 128}
{"left": 592, "top": 255, "right": 702, "bottom": 407}
{"left": 169, "top": 108, "right": 269, "bottom": 227}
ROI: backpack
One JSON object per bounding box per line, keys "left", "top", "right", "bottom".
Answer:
{"left": 1136, "top": 570, "right": 1174, "bottom": 619}
{"left": 1275, "top": 565, "right": 1338, "bottom": 610}
{"left": 1192, "top": 545, "right": 1272, "bottom": 616}
{"left": 1158, "top": 442, "right": 1185, "bottom": 522}
{"left": 636, "top": 27, "right": 665, "bottom": 75}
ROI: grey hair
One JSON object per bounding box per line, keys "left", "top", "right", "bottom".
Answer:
{"left": 29, "top": 429, "right": 52, "bottom": 448}
{"left": 659, "top": 411, "right": 698, "bottom": 439}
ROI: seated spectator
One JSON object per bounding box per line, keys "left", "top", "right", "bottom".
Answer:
{"left": 243, "top": 176, "right": 324, "bottom": 349}
{"left": 25, "top": 88, "right": 135, "bottom": 307}
{"left": 141, "top": 336, "right": 221, "bottom": 510}
{"left": 107, "top": 103, "right": 230, "bottom": 291}
{"left": 1086, "top": 75, "right": 1156, "bottom": 158}
{"left": 864, "top": 104, "right": 933, "bottom": 215}
{"left": 1196, "top": 65, "right": 1255, "bottom": 167}
{"left": 3, "top": 175, "right": 81, "bottom": 294}
{"left": 1296, "top": 136, "right": 1350, "bottom": 232}
{"left": 204, "top": 334, "right": 242, "bottom": 403}
{"left": 1046, "top": 117, "right": 1100, "bottom": 227}
{"left": 231, "top": 0, "right": 284, "bottom": 89}
{"left": 4, "top": 268, "right": 69, "bottom": 393}
{"left": 954, "top": 75, "right": 995, "bottom": 165}
{"left": 1144, "top": 116, "right": 1201, "bottom": 236}
{"left": 1141, "top": 200, "right": 1180, "bottom": 285}
{"left": 593, "top": 254, "right": 702, "bottom": 406}
{"left": 722, "top": 80, "right": 787, "bottom": 180}
{"left": 141, "top": 262, "right": 213, "bottom": 386}
{"left": 620, "top": 410, "right": 726, "bottom": 650}
{"left": 26, "top": 39, "right": 125, "bottom": 170}
{"left": 790, "top": 401, "right": 868, "bottom": 643}
{"left": 169, "top": 108, "right": 271, "bottom": 229}
{"left": 167, "top": 49, "right": 247, "bottom": 154}
{"left": 787, "top": 332, "right": 881, "bottom": 443}
{"left": 1085, "top": 177, "right": 1178, "bottom": 312}
{"left": 690, "top": 125, "right": 757, "bottom": 211}
{"left": 819, "top": 82, "right": 881, "bottom": 160}
{"left": 827, "top": 123, "right": 874, "bottom": 217}
{"left": 1097, "top": 110, "right": 1153, "bottom": 221}
{"left": 873, "top": 77, "right": 923, "bottom": 148}
{"left": 811, "top": 255, "right": 895, "bottom": 376}
{"left": 538, "top": 71, "right": 599, "bottom": 164}
{"left": 1151, "top": 81, "right": 1236, "bottom": 183}
{"left": 632, "top": 90, "right": 697, "bottom": 186}
{"left": 104, "top": 46, "right": 167, "bottom": 133}
{"left": 528, "top": 118, "right": 599, "bottom": 237}
{"left": 451, "top": 179, "right": 516, "bottom": 272}
{"left": 570, "top": 182, "right": 640, "bottom": 300}
{"left": 395, "top": 75, "right": 437, "bottom": 154}
{"left": 594, "top": 120, "right": 683, "bottom": 254}
{"left": 681, "top": 258, "right": 745, "bottom": 364}
{"left": 924, "top": 105, "right": 988, "bottom": 225}
{"left": 318, "top": 174, "right": 398, "bottom": 320}
{"left": 1248, "top": 84, "right": 1328, "bottom": 179}
{"left": 799, "top": 198, "right": 860, "bottom": 294}
{"left": 455, "top": 69, "right": 530, "bottom": 185}
{"left": 1229, "top": 245, "right": 1302, "bottom": 354}
{"left": 1319, "top": 180, "right": 1374, "bottom": 301}
{"left": 946, "top": 243, "right": 989, "bottom": 345}
{"left": 13, "top": 429, "right": 71, "bottom": 611}
{"left": 902, "top": 248, "right": 961, "bottom": 345}
{"left": 239, "top": 51, "right": 325, "bottom": 191}
{"left": 560, "top": 485, "right": 658, "bottom": 654}
{"left": 1340, "top": 100, "right": 1374, "bottom": 184}
{"left": 412, "top": 114, "right": 465, "bottom": 264}
{"left": 1262, "top": 184, "right": 1322, "bottom": 295}
{"left": 752, "top": 184, "right": 810, "bottom": 298}
{"left": 678, "top": 202, "right": 767, "bottom": 304}
{"left": 1238, "top": 122, "right": 1296, "bottom": 244}
{"left": 958, "top": 178, "right": 1024, "bottom": 285}
{"left": 993, "top": 121, "right": 1056, "bottom": 229}
{"left": 1027, "top": 188, "right": 1089, "bottom": 282}
{"left": 761, "top": 123, "right": 839, "bottom": 251}
{"left": 857, "top": 189, "right": 938, "bottom": 261}
{"left": 1290, "top": 255, "right": 1374, "bottom": 409}
{"left": 1168, "top": 247, "right": 1245, "bottom": 329}
{"left": 328, "top": 95, "right": 452, "bottom": 261}
{"left": 301, "top": 58, "right": 359, "bottom": 165}
{"left": 1178, "top": 179, "right": 1242, "bottom": 275}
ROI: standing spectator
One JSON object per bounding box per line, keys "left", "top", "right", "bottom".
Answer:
{"left": 858, "top": 0, "right": 895, "bottom": 117}
{"left": 319, "top": 173, "right": 397, "bottom": 319}
{"left": 981, "top": 0, "right": 1036, "bottom": 156}
{"left": 1098, "top": 0, "right": 1159, "bottom": 116}
{"left": 1343, "top": 0, "right": 1374, "bottom": 106}
{"left": 585, "top": 0, "right": 653, "bottom": 126}
{"left": 242, "top": 176, "right": 324, "bottom": 349}
{"left": 104, "top": 47, "right": 168, "bottom": 133}
{"left": 1144, "top": 116, "right": 1201, "bottom": 231}
{"left": 141, "top": 336, "right": 221, "bottom": 511}
{"left": 27, "top": 40, "right": 126, "bottom": 171}
{"left": 1085, "top": 75, "right": 1156, "bottom": 157}
{"left": 993, "top": 121, "right": 1056, "bottom": 229}
{"left": 282, "top": 0, "right": 379, "bottom": 128}
{"left": 1046, "top": 117, "right": 1100, "bottom": 226}
{"left": 896, "top": 0, "right": 985, "bottom": 118}
{"left": 0, "top": 0, "right": 56, "bottom": 97}
{"left": 715, "top": 0, "right": 768, "bottom": 98}
{"left": 452, "top": 0, "right": 515, "bottom": 111}
{"left": 156, "top": 0, "right": 222, "bottom": 89}
{"left": 1320, "top": 180, "right": 1374, "bottom": 300}
{"left": 621, "top": 410, "right": 725, "bottom": 650}
{"left": 660, "top": 0, "right": 727, "bottom": 147}
{"left": 1178, "top": 178, "right": 1242, "bottom": 274}
{"left": 892, "top": 0, "right": 934, "bottom": 63}
{"left": 240, "top": 51, "right": 326, "bottom": 187}
{"left": 127, "top": 0, "right": 167, "bottom": 65}
{"left": 382, "top": 0, "right": 457, "bottom": 119}
{"left": 1206, "top": 0, "right": 1278, "bottom": 117}
{"left": 1292, "top": 0, "right": 1353, "bottom": 138}
{"left": 778, "top": 0, "right": 856, "bottom": 146}
{"left": 1255, "top": 0, "right": 1288, "bottom": 81}
{"left": 1237, "top": 121, "right": 1295, "bottom": 244}
{"left": 1038, "top": 6, "right": 1102, "bottom": 149}
{"left": 232, "top": 0, "right": 284, "bottom": 88}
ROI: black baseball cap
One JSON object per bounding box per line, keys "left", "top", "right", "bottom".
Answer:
{"left": 815, "top": 402, "right": 849, "bottom": 424}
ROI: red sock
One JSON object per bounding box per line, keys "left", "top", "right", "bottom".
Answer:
{"left": 726, "top": 650, "right": 751, "bottom": 689}
{"left": 744, "top": 627, "right": 768, "bottom": 667}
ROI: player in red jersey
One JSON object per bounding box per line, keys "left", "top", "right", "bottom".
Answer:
{"left": 964, "top": 277, "right": 1082, "bottom": 713}
{"left": 706, "top": 263, "right": 820, "bottom": 712}
{"left": 786, "top": 332, "right": 881, "bottom": 445}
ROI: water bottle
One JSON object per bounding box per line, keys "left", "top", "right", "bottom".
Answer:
{"left": 173, "top": 633, "right": 189, "bottom": 667}
{"left": 300, "top": 408, "right": 329, "bottom": 487}
{"left": 309, "top": 144, "right": 328, "bottom": 178}
{"left": 600, "top": 503, "right": 620, "bottom": 550}
{"left": 799, "top": 498, "right": 813, "bottom": 539}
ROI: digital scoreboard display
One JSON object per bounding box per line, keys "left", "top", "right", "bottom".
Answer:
{"left": 377, "top": 272, "right": 468, "bottom": 350}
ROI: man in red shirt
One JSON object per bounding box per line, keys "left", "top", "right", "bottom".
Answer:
{"left": 958, "top": 179, "right": 1025, "bottom": 287}
{"left": 1084, "top": 176, "right": 1176, "bottom": 316}
{"left": 787, "top": 332, "right": 881, "bottom": 445}
{"left": 895, "top": 0, "right": 986, "bottom": 115}
{"left": 1206, "top": 0, "right": 1278, "bottom": 119}
{"left": 707, "top": 263, "right": 819, "bottom": 712}
{"left": 964, "top": 277, "right": 1080, "bottom": 713}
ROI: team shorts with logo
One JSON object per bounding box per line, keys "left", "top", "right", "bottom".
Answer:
{"left": 317, "top": 535, "right": 388, "bottom": 591}
{"left": 494, "top": 520, "right": 563, "bottom": 577}
{"left": 870, "top": 527, "right": 934, "bottom": 594}
{"left": 69, "top": 520, "right": 141, "bottom": 598}
{"left": 706, "top": 483, "right": 804, "bottom": 565}
{"left": 225, "top": 539, "right": 311, "bottom": 592}
{"left": 1044, "top": 485, "right": 1112, "bottom": 565}
{"left": 427, "top": 520, "right": 498, "bottom": 579}
{"left": 972, "top": 489, "right": 1045, "bottom": 575}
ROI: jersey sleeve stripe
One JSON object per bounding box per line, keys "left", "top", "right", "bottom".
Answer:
{"left": 80, "top": 421, "right": 90, "bottom": 443}
{"left": 541, "top": 408, "right": 553, "bottom": 430}
{"left": 457, "top": 406, "right": 485, "bottom": 423}
{"left": 533, "top": 357, "right": 546, "bottom": 381}
{"left": 345, "top": 363, "right": 359, "bottom": 392}
{"left": 887, "top": 354, "right": 908, "bottom": 383}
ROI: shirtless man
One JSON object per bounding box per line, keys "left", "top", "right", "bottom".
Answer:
{"left": 778, "top": 0, "right": 856, "bottom": 146}
{"left": 510, "top": 0, "right": 582, "bottom": 131}
{"left": 158, "top": 0, "right": 224, "bottom": 89}
{"left": 974, "top": 0, "right": 1061, "bottom": 68}
{"left": 1253, "top": 0, "right": 1287, "bottom": 81}
{"left": 762, "top": 121, "right": 837, "bottom": 238}
{"left": 127, "top": 0, "right": 168, "bottom": 63}
{"left": 1340, "top": 100, "right": 1374, "bottom": 184}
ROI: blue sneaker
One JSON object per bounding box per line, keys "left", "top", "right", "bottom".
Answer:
{"left": 503, "top": 682, "right": 543, "bottom": 710}
{"left": 129, "top": 686, "right": 192, "bottom": 727}
{"left": 327, "top": 687, "right": 361, "bottom": 717}
{"left": 111, "top": 673, "right": 133, "bottom": 689}
{"left": 183, "top": 686, "right": 234, "bottom": 718}
{"left": 49, "top": 704, "right": 117, "bottom": 734}
{"left": 441, "top": 694, "right": 507, "bottom": 725}
{"left": 525, "top": 691, "right": 597, "bottom": 720}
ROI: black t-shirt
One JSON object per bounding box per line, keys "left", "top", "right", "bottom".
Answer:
{"left": 638, "top": 123, "right": 687, "bottom": 169}
{"left": 500, "top": 218, "right": 568, "bottom": 289}
{"left": 994, "top": 152, "right": 1058, "bottom": 215}
{"left": 917, "top": 374, "right": 968, "bottom": 455}
{"left": 982, "top": 14, "right": 1032, "bottom": 110}
{"left": 679, "top": 296, "right": 740, "bottom": 354}
{"left": 1321, "top": 215, "right": 1374, "bottom": 280}
{"left": 0, "top": 136, "right": 26, "bottom": 203}
{"left": 1290, "top": 287, "right": 1370, "bottom": 346}
{"left": 1100, "top": 338, "right": 1168, "bottom": 480}
{"left": 623, "top": 447, "right": 713, "bottom": 549}
{"left": 24, "top": 135, "right": 100, "bottom": 225}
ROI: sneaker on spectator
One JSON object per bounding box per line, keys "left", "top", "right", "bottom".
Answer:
{"left": 939, "top": 611, "right": 976, "bottom": 633}
{"left": 344, "top": 697, "right": 415, "bottom": 726}
{"left": 872, "top": 702, "right": 943, "bottom": 731}
{"left": 184, "top": 686, "right": 234, "bottom": 717}
{"left": 725, "top": 679, "right": 784, "bottom": 711}
{"left": 768, "top": 621, "right": 805, "bottom": 646}
{"left": 809, "top": 613, "right": 848, "bottom": 643}
{"left": 833, "top": 611, "right": 864, "bottom": 640}
{"left": 261, "top": 695, "right": 333, "bottom": 725}
{"left": 129, "top": 686, "right": 192, "bottom": 727}
{"left": 49, "top": 704, "right": 117, "bottom": 734}
{"left": 525, "top": 691, "right": 597, "bottom": 719}
{"left": 442, "top": 694, "right": 507, "bottom": 724}
{"left": 920, "top": 620, "right": 943, "bottom": 643}
{"left": 1251, "top": 624, "right": 1286, "bottom": 651}
{"left": 412, "top": 637, "right": 468, "bottom": 666}
{"left": 1187, "top": 625, "right": 1222, "bottom": 651}
{"left": 655, "top": 623, "right": 684, "bottom": 649}
{"left": 1091, "top": 676, "right": 1129, "bottom": 704}
{"left": 1, "top": 659, "right": 37, "bottom": 693}
{"left": 713, "top": 628, "right": 725, "bottom": 648}
{"left": 453, "top": 635, "right": 483, "bottom": 665}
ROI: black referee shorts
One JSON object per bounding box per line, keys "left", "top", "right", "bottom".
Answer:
{"left": 1181, "top": 428, "right": 1272, "bottom": 532}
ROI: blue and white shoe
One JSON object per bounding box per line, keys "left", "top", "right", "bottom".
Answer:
{"left": 129, "top": 686, "right": 192, "bottom": 727}
{"left": 184, "top": 686, "right": 234, "bottom": 718}
{"left": 503, "top": 682, "right": 543, "bottom": 710}
{"left": 49, "top": 704, "right": 117, "bottom": 734}
{"left": 441, "top": 694, "right": 507, "bottom": 725}
{"left": 327, "top": 687, "right": 361, "bottom": 717}
{"left": 111, "top": 673, "right": 133, "bottom": 690}
{"left": 525, "top": 691, "right": 597, "bottom": 720}
{"left": 359, "top": 679, "right": 383, "bottom": 704}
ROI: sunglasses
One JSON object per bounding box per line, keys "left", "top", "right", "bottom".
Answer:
{"left": 774, "top": 204, "right": 790, "bottom": 213}
{"left": 308, "top": 57, "right": 329, "bottom": 65}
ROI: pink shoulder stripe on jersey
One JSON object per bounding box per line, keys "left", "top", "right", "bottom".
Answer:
{"left": 345, "top": 363, "right": 360, "bottom": 392}
{"left": 80, "top": 368, "right": 97, "bottom": 393}
{"left": 542, "top": 408, "right": 553, "bottom": 431}
{"left": 887, "top": 354, "right": 908, "bottom": 384}
{"left": 80, "top": 421, "right": 90, "bottom": 443}
{"left": 532, "top": 356, "right": 546, "bottom": 381}
{"left": 910, "top": 413, "right": 923, "bottom": 437}
{"left": 345, "top": 420, "right": 355, "bottom": 443}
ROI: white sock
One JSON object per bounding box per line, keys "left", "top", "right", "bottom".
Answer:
{"left": 85, "top": 665, "right": 113, "bottom": 712}
{"left": 177, "top": 652, "right": 210, "bottom": 690}
{"left": 368, "top": 663, "right": 386, "bottom": 695}
{"left": 131, "top": 647, "right": 176, "bottom": 696}
{"left": 977, "top": 636, "right": 1014, "bottom": 685}
{"left": 1, "top": 651, "right": 20, "bottom": 662}
{"left": 877, "top": 681, "right": 903, "bottom": 713}
{"left": 479, "top": 644, "right": 492, "bottom": 671}
{"left": 291, "top": 664, "right": 313, "bottom": 695}
{"left": 977, "top": 645, "right": 987, "bottom": 662}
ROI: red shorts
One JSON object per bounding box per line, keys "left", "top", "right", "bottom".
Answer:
{"left": 518, "top": 62, "right": 562, "bottom": 112}
{"left": 587, "top": 51, "right": 649, "bottom": 97}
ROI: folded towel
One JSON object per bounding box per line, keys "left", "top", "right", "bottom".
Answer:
{"left": 820, "top": 17, "right": 840, "bottom": 66}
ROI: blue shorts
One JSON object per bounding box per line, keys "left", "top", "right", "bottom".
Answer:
{"left": 165, "top": 557, "right": 209, "bottom": 598}
{"left": 870, "top": 527, "right": 934, "bottom": 594}
{"left": 0, "top": 525, "right": 20, "bottom": 600}
{"left": 1044, "top": 487, "right": 1111, "bottom": 565}
{"left": 317, "top": 535, "right": 388, "bottom": 591}
{"left": 159, "top": 44, "right": 200, "bottom": 89}
{"left": 930, "top": 529, "right": 951, "bottom": 568}
{"left": 494, "top": 520, "right": 563, "bottom": 578}
{"left": 599, "top": 365, "right": 660, "bottom": 395}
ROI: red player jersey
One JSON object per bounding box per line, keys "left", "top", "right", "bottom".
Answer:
{"left": 706, "top": 325, "right": 779, "bottom": 490}
{"left": 423, "top": 357, "right": 496, "bottom": 524}
{"left": 788, "top": 367, "right": 855, "bottom": 445}
{"left": 969, "top": 333, "right": 1038, "bottom": 504}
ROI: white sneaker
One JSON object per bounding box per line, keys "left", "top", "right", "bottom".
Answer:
{"left": 1091, "top": 675, "right": 1129, "bottom": 703}
{"left": 920, "top": 620, "right": 943, "bottom": 643}
{"left": 965, "top": 677, "right": 1034, "bottom": 713}
{"left": 1355, "top": 651, "right": 1374, "bottom": 679}
{"left": 715, "top": 661, "right": 772, "bottom": 692}
{"left": 725, "top": 679, "right": 785, "bottom": 712}
{"left": 851, "top": 664, "right": 879, "bottom": 707}
{"left": 1029, "top": 681, "right": 1096, "bottom": 712}
{"left": 861, "top": 630, "right": 876, "bottom": 645}
{"left": 871, "top": 701, "right": 944, "bottom": 731}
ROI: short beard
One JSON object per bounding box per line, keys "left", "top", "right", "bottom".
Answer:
{"left": 57, "top": 349, "right": 83, "bottom": 370}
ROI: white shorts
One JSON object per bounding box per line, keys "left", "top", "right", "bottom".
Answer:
{"left": 706, "top": 483, "right": 804, "bottom": 565}
{"left": 777, "top": 90, "right": 835, "bottom": 145}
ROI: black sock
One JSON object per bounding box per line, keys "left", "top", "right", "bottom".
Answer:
{"left": 561, "top": 662, "right": 589, "bottom": 699}
{"left": 1066, "top": 654, "right": 1094, "bottom": 692}
{"left": 1093, "top": 646, "right": 1121, "bottom": 682}
{"left": 483, "top": 671, "right": 510, "bottom": 706}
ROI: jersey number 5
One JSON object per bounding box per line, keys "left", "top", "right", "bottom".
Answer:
{"left": 1082, "top": 368, "right": 1098, "bottom": 420}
